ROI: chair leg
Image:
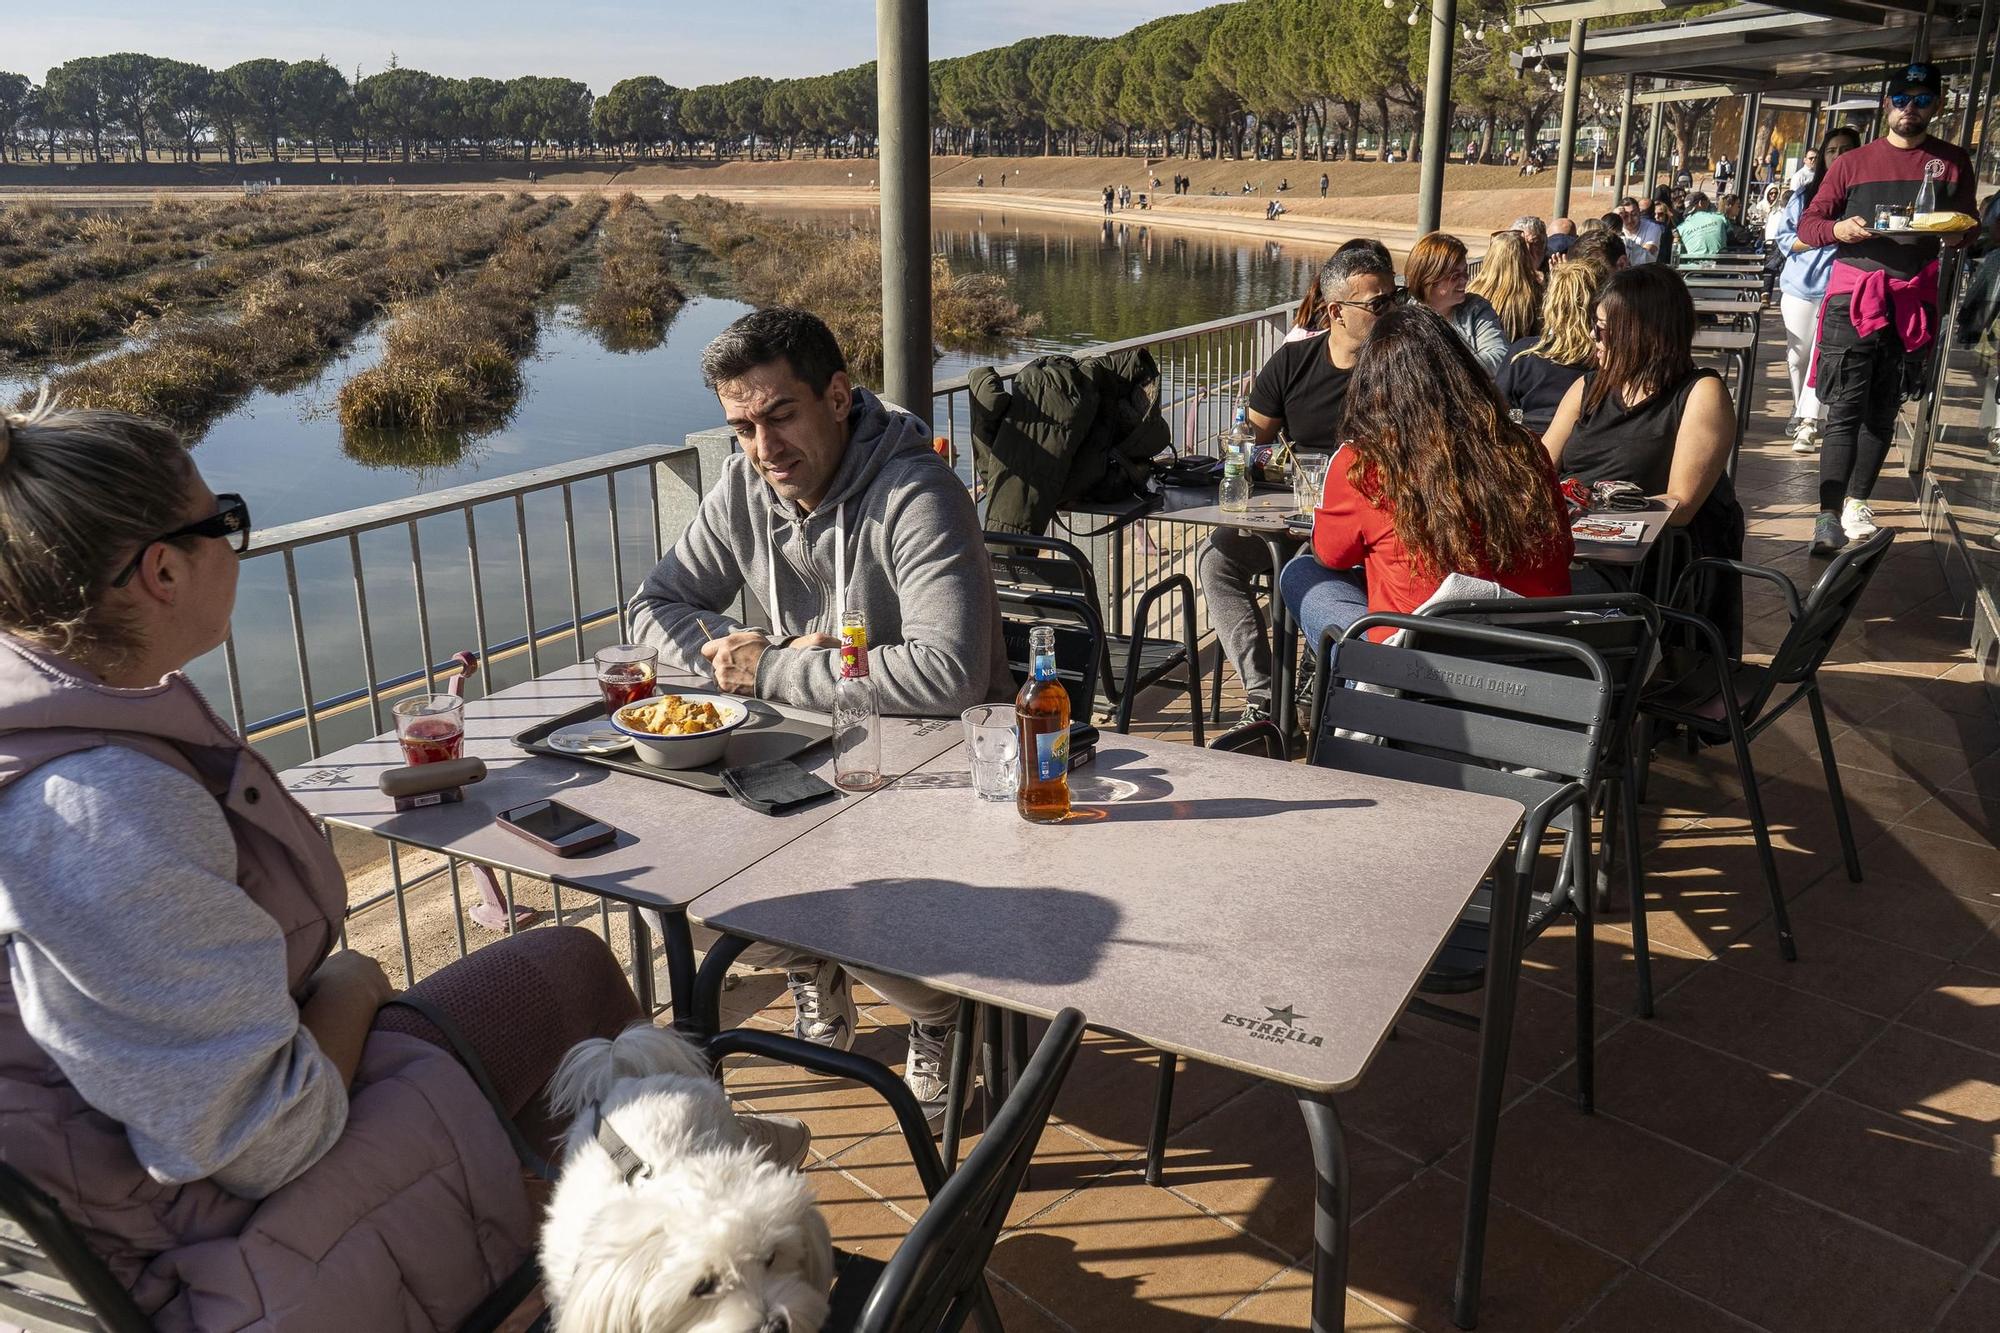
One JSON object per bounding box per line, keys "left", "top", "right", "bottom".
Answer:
{"left": 943, "top": 999, "right": 977, "bottom": 1174}
{"left": 1727, "top": 716, "right": 1798, "bottom": 962}
{"left": 1622, "top": 759, "right": 1655, "bottom": 1020}
{"left": 1594, "top": 778, "right": 1618, "bottom": 914}
{"left": 1145, "top": 1052, "right": 1177, "bottom": 1186}
{"left": 1808, "top": 685, "right": 1863, "bottom": 883}
{"left": 1634, "top": 715, "right": 1656, "bottom": 806}
{"left": 1453, "top": 860, "right": 1530, "bottom": 1330}
{"left": 1572, "top": 832, "right": 1595, "bottom": 1114}
{"left": 1208, "top": 641, "right": 1226, "bottom": 726}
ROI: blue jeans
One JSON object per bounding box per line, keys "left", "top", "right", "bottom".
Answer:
{"left": 1279, "top": 555, "right": 1369, "bottom": 664}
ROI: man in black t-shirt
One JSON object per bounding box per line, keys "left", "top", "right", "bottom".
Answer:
{"left": 1198, "top": 242, "right": 1396, "bottom": 722}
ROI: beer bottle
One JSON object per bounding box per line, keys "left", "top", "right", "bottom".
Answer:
{"left": 833, "top": 610, "right": 882, "bottom": 792}
{"left": 1016, "top": 624, "right": 1071, "bottom": 822}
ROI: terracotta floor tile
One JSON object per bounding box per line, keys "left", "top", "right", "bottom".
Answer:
{"left": 1902, "top": 965, "right": 2000, "bottom": 1058}
{"left": 986, "top": 1169, "right": 1292, "bottom": 1326}
{"left": 1520, "top": 925, "right": 1708, "bottom": 1011}
{"left": 1744, "top": 1092, "right": 2000, "bottom": 1263}
{"left": 722, "top": 1028, "right": 906, "bottom": 1162}
{"left": 1843, "top": 827, "right": 2000, "bottom": 911}
{"left": 1947, "top": 752, "right": 2000, "bottom": 798}
{"left": 1395, "top": 976, "right": 1613, "bottom": 1090}
{"left": 1799, "top": 725, "right": 1986, "bottom": 790}
{"left": 831, "top": 1119, "right": 1118, "bottom": 1232}
{"left": 1344, "top": 1169, "right": 1626, "bottom": 1333}
{"left": 1702, "top": 763, "right": 1924, "bottom": 866}
{"left": 985, "top": 1278, "right": 1076, "bottom": 1333}
{"left": 1897, "top": 787, "right": 2000, "bottom": 849}
{"left": 1789, "top": 871, "right": 2000, "bottom": 961}
{"left": 1199, "top": 1262, "right": 1413, "bottom": 1331}
{"left": 1333, "top": 1028, "right": 1533, "bottom": 1166}
{"left": 1051, "top": 1030, "right": 1258, "bottom": 1158}
{"left": 1568, "top": 1272, "right": 1763, "bottom": 1332}
{"left": 1936, "top": 1278, "right": 2000, "bottom": 1333}
{"left": 1832, "top": 1023, "right": 2000, "bottom": 1156}
{"left": 1716, "top": 919, "right": 1952, "bottom": 1018}
{"left": 1644, "top": 1174, "right": 1961, "bottom": 1333}
{"left": 805, "top": 1158, "right": 914, "bottom": 1262}
{"left": 1438, "top": 1087, "right": 1725, "bottom": 1260}
{"left": 1606, "top": 870, "right": 1782, "bottom": 961}
{"left": 1161, "top": 1082, "right": 1422, "bottom": 1262}
{"left": 1639, "top": 958, "right": 1885, "bottom": 1086}
{"left": 1591, "top": 1020, "right": 1811, "bottom": 1162}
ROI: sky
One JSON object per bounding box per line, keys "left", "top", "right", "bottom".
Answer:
{"left": 10, "top": 1, "right": 1196, "bottom": 89}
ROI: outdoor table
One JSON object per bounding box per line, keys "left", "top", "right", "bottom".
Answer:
{"left": 279, "top": 662, "right": 965, "bottom": 1016}
{"left": 687, "top": 731, "right": 1525, "bottom": 1333}
{"left": 1694, "top": 325, "right": 1758, "bottom": 454}
{"left": 1573, "top": 496, "right": 1681, "bottom": 597}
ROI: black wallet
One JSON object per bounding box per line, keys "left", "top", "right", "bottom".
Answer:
{"left": 721, "top": 759, "right": 839, "bottom": 815}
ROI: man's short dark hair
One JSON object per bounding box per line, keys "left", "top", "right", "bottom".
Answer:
{"left": 1618, "top": 196, "right": 1640, "bottom": 210}
{"left": 1320, "top": 240, "right": 1395, "bottom": 298}
{"left": 700, "top": 307, "right": 848, "bottom": 395}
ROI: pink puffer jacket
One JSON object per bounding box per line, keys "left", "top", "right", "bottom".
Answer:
{"left": 0, "top": 636, "right": 534, "bottom": 1331}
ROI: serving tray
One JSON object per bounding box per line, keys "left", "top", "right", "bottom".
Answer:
{"left": 513, "top": 698, "right": 832, "bottom": 795}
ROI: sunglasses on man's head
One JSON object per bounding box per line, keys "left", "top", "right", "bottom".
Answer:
{"left": 109, "top": 493, "right": 253, "bottom": 588}
{"left": 1890, "top": 92, "right": 1937, "bottom": 110}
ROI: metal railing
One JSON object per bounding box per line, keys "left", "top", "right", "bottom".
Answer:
{"left": 219, "top": 302, "right": 1293, "bottom": 992}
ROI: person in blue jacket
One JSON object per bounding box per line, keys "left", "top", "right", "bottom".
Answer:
{"left": 1772, "top": 125, "right": 1861, "bottom": 454}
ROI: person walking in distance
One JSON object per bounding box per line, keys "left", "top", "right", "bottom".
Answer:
{"left": 1319, "top": 172, "right": 1329, "bottom": 198}
{"left": 1796, "top": 63, "right": 1976, "bottom": 555}
{"left": 1773, "top": 126, "right": 1862, "bottom": 454}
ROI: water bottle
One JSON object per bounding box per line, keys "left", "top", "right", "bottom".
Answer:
{"left": 1220, "top": 408, "right": 1254, "bottom": 512}
{"left": 1912, "top": 169, "right": 1938, "bottom": 217}
{"left": 832, "top": 610, "right": 882, "bottom": 792}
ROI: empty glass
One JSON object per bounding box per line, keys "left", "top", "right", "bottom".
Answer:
{"left": 962, "top": 704, "right": 1020, "bottom": 802}
{"left": 1292, "top": 452, "right": 1333, "bottom": 517}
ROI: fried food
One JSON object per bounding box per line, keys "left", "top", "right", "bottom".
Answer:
{"left": 620, "top": 694, "right": 726, "bottom": 736}
{"left": 1910, "top": 211, "right": 1977, "bottom": 233}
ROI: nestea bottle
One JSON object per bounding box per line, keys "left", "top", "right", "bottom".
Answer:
{"left": 833, "top": 610, "right": 883, "bottom": 792}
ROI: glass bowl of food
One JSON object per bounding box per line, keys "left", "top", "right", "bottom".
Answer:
{"left": 610, "top": 691, "right": 751, "bottom": 769}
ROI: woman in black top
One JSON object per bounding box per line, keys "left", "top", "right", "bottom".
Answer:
{"left": 1544, "top": 263, "right": 1746, "bottom": 648}
{"left": 1498, "top": 259, "right": 1606, "bottom": 434}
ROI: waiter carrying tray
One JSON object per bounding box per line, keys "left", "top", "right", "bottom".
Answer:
{"left": 1796, "top": 61, "right": 1976, "bottom": 557}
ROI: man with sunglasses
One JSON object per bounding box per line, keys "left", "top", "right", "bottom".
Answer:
{"left": 1197, "top": 241, "right": 1397, "bottom": 724}
{"left": 1798, "top": 62, "right": 1976, "bottom": 555}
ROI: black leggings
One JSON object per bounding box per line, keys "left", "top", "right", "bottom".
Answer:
{"left": 1815, "top": 295, "right": 1904, "bottom": 512}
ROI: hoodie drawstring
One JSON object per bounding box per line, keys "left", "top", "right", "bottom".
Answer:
{"left": 765, "top": 501, "right": 846, "bottom": 637}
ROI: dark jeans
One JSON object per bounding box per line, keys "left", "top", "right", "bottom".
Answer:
{"left": 1279, "top": 556, "right": 1369, "bottom": 665}
{"left": 1815, "top": 293, "right": 1905, "bottom": 513}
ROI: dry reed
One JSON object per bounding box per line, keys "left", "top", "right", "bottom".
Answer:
{"left": 581, "top": 194, "right": 685, "bottom": 346}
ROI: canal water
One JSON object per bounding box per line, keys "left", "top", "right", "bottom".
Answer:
{"left": 7, "top": 204, "right": 1331, "bottom": 761}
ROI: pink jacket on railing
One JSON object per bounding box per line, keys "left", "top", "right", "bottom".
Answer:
{"left": 0, "top": 635, "right": 533, "bottom": 1331}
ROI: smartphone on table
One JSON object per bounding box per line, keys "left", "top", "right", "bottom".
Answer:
{"left": 497, "top": 799, "right": 618, "bottom": 857}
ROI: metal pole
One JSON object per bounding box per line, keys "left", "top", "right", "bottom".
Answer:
{"left": 1551, "top": 20, "right": 1587, "bottom": 219}
{"left": 1641, "top": 83, "right": 1665, "bottom": 199}
{"left": 1416, "top": 0, "right": 1458, "bottom": 236}
{"left": 877, "top": 0, "right": 931, "bottom": 415}
{"left": 1733, "top": 92, "right": 1758, "bottom": 202}
{"left": 1611, "top": 75, "right": 1636, "bottom": 203}
{"left": 1959, "top": 0, "right": 1995, "bottom": 145}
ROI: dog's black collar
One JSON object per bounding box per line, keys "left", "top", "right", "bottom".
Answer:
{"left": 587, "top": 1103, "right": 652, "bottom": 1184}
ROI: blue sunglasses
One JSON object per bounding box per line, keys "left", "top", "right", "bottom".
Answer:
{"left": 1890, "top": 92, "right": 1937, "bottom": 110}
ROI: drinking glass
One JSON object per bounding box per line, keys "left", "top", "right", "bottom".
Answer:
{"left": 1292, "top": 452, "right": 1332, "bottom": 517}
{"left": 394, "top": 695, "right": 465, "bottom": 765}
{"left": 962, "top": 704, "right": 1020, "bottom": 802}
{"left": 595, "top": 644, "right": 658, "bottom": 714}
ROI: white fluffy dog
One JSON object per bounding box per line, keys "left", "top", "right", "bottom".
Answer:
{"left": 540, "top": 1023, "right": 833, "bottom": 1333}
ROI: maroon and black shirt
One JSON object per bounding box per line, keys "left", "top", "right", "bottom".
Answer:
{"left": 1797, "top": 134, "right": 1977, "bottom": 279}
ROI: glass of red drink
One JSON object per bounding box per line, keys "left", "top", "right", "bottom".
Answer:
{"left": 595, "top": 644, "right": 658, "bottom": 715}
{"left": 393, "top": 695, "right": 465, "bottom": 765}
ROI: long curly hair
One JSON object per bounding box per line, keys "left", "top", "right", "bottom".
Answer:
{"left": 1339, "top": 305, "right": 1568, "bottom": 579}
{"left": 1521, "top": 260, "right": 1603, "bottom": 367}
{"left": 1468, "top": 231, "right": 1542, "bottom": 341}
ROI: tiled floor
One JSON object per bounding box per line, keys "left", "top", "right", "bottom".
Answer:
{"left": 704, "top": 326, "right": 2000, "bottom": 1330}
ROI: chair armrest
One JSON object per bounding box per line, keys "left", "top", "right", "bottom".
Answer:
{"left": 1646, "top": 605, "right": 1752, "bottom": 726}
{"left": 705, "top": 1027, "right": 950, "bottom": 1200}
{"left": 1672, "top": 557, "right": 1800, "bottom": 619}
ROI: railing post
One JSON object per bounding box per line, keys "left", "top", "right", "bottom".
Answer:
{"left": 652, "top": 447, "right": 706, "bottom": 563}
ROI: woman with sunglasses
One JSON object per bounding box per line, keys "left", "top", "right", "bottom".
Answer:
{"left": 1795, "top": 62, "right": 1976, "bottom": 557}
{"left": 0, "top": 406, "right": 729, "bottom": 1328}
{"left": 1404, "top": 231, "right": 1511, "bottom": 376}
{"left": 1542, "top": 264, "right": 1746, "bottom": 649}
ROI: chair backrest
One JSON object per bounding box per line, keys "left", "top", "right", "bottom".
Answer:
{"left": 1765, "top": 528, "right": 1894, "bottom": 690}
{"left": 859, "top": 1009, "right": 1085, "bottom": 1333}
{"left": 1414, "top": 594, "right": 1661, "bottom": 761}
{"left": 988, "top": 534, "right": 1107, "bottom": 721}
{"left": 1312, "top": 615, "right": 1614, "bottom": 836}
{"left": 0, "top": 1163, "right": 150, "bottom": 1333}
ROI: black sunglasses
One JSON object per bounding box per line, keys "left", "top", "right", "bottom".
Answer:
{"left": 1890, "top": 92, "right": 1937, "bottom": 110}
{"left": 109, "top": 493, "right": 252, "bottom": 588}
{"left": 1339, "top": 289, "right": 1408, "bottom": 317}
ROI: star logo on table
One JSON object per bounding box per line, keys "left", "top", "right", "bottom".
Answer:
{"left": 1220, "top": 1001, "right": 1323, "bottom": 1047}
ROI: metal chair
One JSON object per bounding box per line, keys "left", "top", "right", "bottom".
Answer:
{"left": 1315, "top": 614, "right": 1613, "bottom": 1329}
{"left": 709, "top": 1010, "right": 1086, "bottom": 1333}
{"left": 1637, "top": 528, "right": 1894, "bottom": 965}
{"left": 1208, "top": 717, "right": 1289, "bottom": 761}
{"left": 0, "top": 1160, "right": 545, "bottom": 1333}
{"left": 987, "top": 533, "right": 1204, "bottom": 744}
{"left": 1414, "top": 594, "right": 1665, "bottom": 1016}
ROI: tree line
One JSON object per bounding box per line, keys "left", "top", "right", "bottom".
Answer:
{"left": 0, "top": 1, "right": 1706, "bottom": 170}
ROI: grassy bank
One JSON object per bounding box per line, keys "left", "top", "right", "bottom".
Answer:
{"left": 336, "top": 194, "right": 610, "bottom": 431}
{"left": 581, "top": 193, "right": 684, "bottom": 349}
{"left": 664, "top": 194, "right": 1034, "bottom": 370}
{"left": 39, "top": 193, "right": 559, "bottom": 431}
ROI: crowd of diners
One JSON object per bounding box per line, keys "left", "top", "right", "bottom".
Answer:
{"left": 0, "top": 68, "right": 1978, "bottom": 1332}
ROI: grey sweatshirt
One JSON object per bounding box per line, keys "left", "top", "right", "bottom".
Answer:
{"left": 630, "top": 387, "right": 1013, "bottom": 716}
{"left": 0, "top": 746, "right": 347, "bottom": 1197}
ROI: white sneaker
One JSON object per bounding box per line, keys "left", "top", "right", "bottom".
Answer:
{"left": 903, "top": 1020, "right": 954, "bottom": 1127}
{"left": 1791, "top": 420, "right": 1818, "bottom": 454}
{"left": 1841, "top": 498, "right": 1879, "bottom": 541}
{"left": 785, "top": 961, "right": 856, "bottom": 1051}
{"left": 737, "top": 1113, "right": 812, "bottom": 1170}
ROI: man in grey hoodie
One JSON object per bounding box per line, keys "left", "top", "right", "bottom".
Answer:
{"left": 630, "top": 307, "right": 1009, "bottom": 1121}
